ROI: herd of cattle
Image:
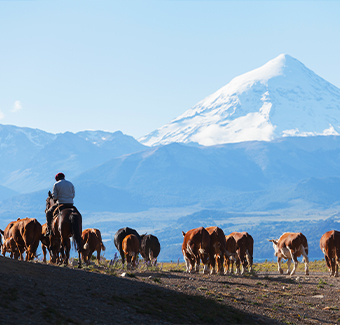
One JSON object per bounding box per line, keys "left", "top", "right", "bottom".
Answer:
{"left": 0, "top": 217, "right": 339, "bottom": 277}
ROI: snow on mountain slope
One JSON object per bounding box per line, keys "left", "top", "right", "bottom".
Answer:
{"left": 139, "top": 54, "right": 340, "bottom": 146}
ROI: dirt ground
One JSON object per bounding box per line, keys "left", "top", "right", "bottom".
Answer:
{"left": 0, "top": 256, "right": 339, "bottom": 324}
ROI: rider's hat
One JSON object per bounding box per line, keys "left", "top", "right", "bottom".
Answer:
{"left": 55, "top": 172, "right": 65, "bottom": 181}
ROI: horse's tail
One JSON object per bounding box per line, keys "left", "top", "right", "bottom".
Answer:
{"left": 70, "top": 212, "right": 82, "bottom": 253}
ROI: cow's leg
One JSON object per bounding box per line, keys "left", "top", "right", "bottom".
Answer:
{"left": 245, "top": 249, "right": 252, "bottom": 273}
{"left": 238, "top": 248, "right": 246, "bottom": 274}
{"left": 335, "top": 247, "right": 340, "bottom": 277}
{"left": 324, "top": 254, "right": 332, "bottom": 275}
{"left": 235, "top": 255, "right": 241, "bottom": 275}
{"left": 126, "top": 254, "right": 131, "bottom": 270}
{"left": 286, "top": 258, "right": 291, "bottom": 274}
{"left": 224, "top": 257, "right": 230, "bottom": 275}
{"left": 290, "top": 253, "right": 298, "bottom": 276}
{"left": 96, "top": 249, "right": 101, "bottom": 265}
{"left": 210, "top": 253, "right": 216, "bottom": 275}
{"left": 195, "top": 256, "right": 200, "bottom": 273}
{"left": 329, "top": 255, "right": 335, "bottom": 277}
{"left": 230, "top": 257, "right": 235, "bottom": 274}
{"left": 183, "top": 252, "right": 191, "bottom": 273}
{"left": 301, "top": 246, "right": 309, "bottom": 275}
{"left": 217, "top": 254, "right": 224, "bottom": 275}
{"left": 278, "top": 256, "right": 283, "bottom": 274}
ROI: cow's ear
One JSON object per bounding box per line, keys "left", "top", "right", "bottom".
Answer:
{"left": 182, "top": 231, "right": 186, "bottom": 237}
{"left": 269, "top": 239, "right": 278, "bottom": 245}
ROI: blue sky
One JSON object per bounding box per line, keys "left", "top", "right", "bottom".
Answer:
{"left": 1, "top": 1, "right": 339, "bottom": 139}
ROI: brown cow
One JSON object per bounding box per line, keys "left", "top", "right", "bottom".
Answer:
{"left": 81, "top": 228, "right": 106, "bottom": 265}
{"left": 2, "top": 218, "right": 41, "bottom": 261}
{"left": 320, "top": 230, "right": 340, "bottom": 277}
{"left": 182, "top": 227, "right": 210, "bottom": 274}
{"left": 122, "top": 234, "right": 139, "bottom": 269}
{"left": 224, "top": 234, "right": 237, "bottom": 274}
{"left": 269, "top": 232, "right": 309, "bottom": 276}
{"left": 206, "top": 226, "right": 228, "bottom": 275}
{"left": 229, "top": 232, "right": 254, "bottom": 275}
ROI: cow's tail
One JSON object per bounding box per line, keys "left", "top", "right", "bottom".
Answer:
{"left": 70, "top": 213, "right": 82, "bottom": 253}
{"left": 98, "top": 232, "right": 106, "bottom": 251}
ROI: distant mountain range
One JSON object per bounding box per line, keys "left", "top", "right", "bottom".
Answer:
{"left": 0, "top": 125, "right": 146, "bottom": 194}
{"left": 139, "top": 54, "right": 340, "bottom": 146}
{"left": 1, "top": 54, "right": 340, "bottom": 260}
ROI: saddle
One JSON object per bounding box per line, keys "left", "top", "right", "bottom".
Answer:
{"left": 52, "top": 204, "right": 79, "bottom": 218}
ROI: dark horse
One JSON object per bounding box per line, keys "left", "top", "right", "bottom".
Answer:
{"left": 45, "top": 191, "right": 82, "bottom": 268}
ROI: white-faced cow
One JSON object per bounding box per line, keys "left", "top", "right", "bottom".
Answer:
{"left": 182, "top": 227, "right": 210, "bottom": 274}
{"left": 223, "top": 234, "right": 237, "bottom": 274}
{"left": 206, "top": 226, "right": 228, "bottom": 275}
{"left": 228, "top": 232, "right": 254, "bottom": 275}
{"left": 139, "top": 234, "right": 161, "bottom": 266}
{"left": 320, "top": 230, "right": 340, "bottom": 277}
{"left": 114, "top": 227, "right": 141, "bottom": 265}
{"left": 269, "top": 232, "right": 309, "bottom": 276}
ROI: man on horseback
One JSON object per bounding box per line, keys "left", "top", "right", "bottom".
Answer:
{"left": 45, "top": 172, "right": 75, "bottom": 235}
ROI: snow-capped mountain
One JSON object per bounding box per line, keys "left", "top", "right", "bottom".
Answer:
{"left": 139, "top": 54, "right": 340, "bottom": 146}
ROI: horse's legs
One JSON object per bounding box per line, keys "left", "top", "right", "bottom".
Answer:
{"left": 60, "top": 236, "right": 70, "bottom": 265}
{"left": 78, "top": 250, "right": 82, "bottom": 268}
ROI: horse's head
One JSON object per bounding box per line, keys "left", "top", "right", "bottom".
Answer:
{"left": 45, "top": 191, "right": 55, "bottom": 212}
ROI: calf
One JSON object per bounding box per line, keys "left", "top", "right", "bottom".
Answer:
{"left": 139, "top": 234, "right": 161, "bottom": 266}
{"left": 269, "top": 232, "right": 309, "bottom": 276}
{"left": 122, "top": 234, "right": 140, "bottom": 269}
{"left": 320, "top": 230, "right": 340, "bottom": 277}
{"left": 2, "top": 237, "right": 20, "bottom": 259}
{"left": 81, "top": 228, "right": 106, "bottom": 265}
{"left": 206, "top": 226, "right": 227, "bottom": 275}
{"left": 224, "top": 234, "right": 237, "bottom": 274}
{"left": 182, "top": 227, "right": 210, "bottom": 274}
{"left": 229, "top": 232, "right": 254, "bottom": 275}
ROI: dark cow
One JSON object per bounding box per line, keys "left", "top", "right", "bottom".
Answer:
{"left": 229, "top": 232, "right": 254, "bottom": 275}
{"left": 206, "top": 226, "right": 228, "bottom": 275}
{"left": 114, "top": 227, "right": 141, "bottom": 265}
{"left": 224, "top": 234, "right": 237, "bottom": 274}
{"left": 122, "top": 234, "right": 140, "bottom": 269}
{"left": 182, "top": 227, "right": 210, "bottom": 274}
{"left": 269, "top": 232, "right": 309, "bottom": 276}
{"left": 320, "top": 230, "right": 340, "bottom": 277}
{"left": 81, "top": 228, "right": 106, "bottom": 265}
{"left": 5, "top": 218, "right": 42, "bottom": 261}
{"left": 139, "top": 234, "right": 161, "bottom": 266}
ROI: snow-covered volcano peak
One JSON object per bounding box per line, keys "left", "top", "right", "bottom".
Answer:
{"left": 139, "top": 54, "right": 340, "bottom": 147}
